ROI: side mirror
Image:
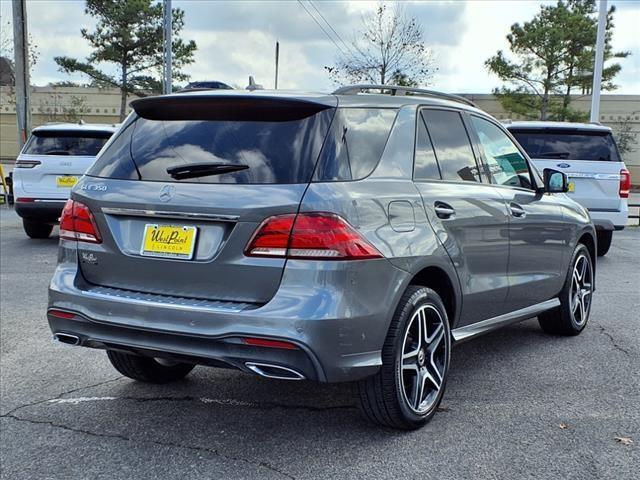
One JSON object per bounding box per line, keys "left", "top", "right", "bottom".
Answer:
{"left": 543, "top": 168, "right": 568, "bottom": 193}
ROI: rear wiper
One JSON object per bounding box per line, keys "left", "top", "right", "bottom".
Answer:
{"left": 166, "top": 162, "right": 249, "bottom": 180}
{"left": 536, "top": 151, "right": 571, "bottom": 159}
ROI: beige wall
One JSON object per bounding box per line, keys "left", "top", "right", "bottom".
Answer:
{"left": 0, "top": 86, "right": 136, "bottom": 160}
{"left": 1, "top": 86, "right": 639, "bottom": 183}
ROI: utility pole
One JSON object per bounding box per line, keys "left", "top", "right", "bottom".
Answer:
{"left": 163, "top": 0, "right": 173, "bottom": 94}
{"left": 274, "top": 41, "right": 280, "bottom": 89}
{"left": 590, "top": 0, "right": 607, "bottom": 123}
{"left": 12, "top": 0, "right": 31, "bottom": 149}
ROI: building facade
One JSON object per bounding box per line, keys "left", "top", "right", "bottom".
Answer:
{"left": 1, "top": 86, "right": 639, "bottom": 183}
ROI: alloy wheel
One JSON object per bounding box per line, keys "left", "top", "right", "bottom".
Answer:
{"left": 570, "top": 253, "right": 593, "bottom": 326}
{"left": 400, "top": 304, "right": 447, "bottom": 414}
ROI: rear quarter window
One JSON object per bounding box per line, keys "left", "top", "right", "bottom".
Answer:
{"left": 313, "top": 108, "right": 397, "bottom": 181}
{"left": 509, "top": 129, "right": 621, "bottom": 162}
{"left": 23, "top": 130, "right": 112, "bottom": 156}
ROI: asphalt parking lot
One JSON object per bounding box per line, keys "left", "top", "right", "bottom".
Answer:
{"left": 1, "top": 206, "right": 638, "bottom": 480}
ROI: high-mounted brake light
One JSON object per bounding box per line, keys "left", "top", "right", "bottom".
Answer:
{"left": 245, "top": 212, "right": 383, "bottom": 260}
{"left": 59, "top": 200, "right": 102, "bottom": 243}
{"left": 619, "top": 168, "right": 631, "bottom": 199}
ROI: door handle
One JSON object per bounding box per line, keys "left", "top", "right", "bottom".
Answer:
{"left": 509, "top": 202, "right": 526, "bottom": 218}
{"left": 434, "top": 202, "right": 456, "bottom": 219}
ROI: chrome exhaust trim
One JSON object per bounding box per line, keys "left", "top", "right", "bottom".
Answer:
{"left": 53, "top": 333, "right": 81, "bottom": 346}
{"left": 245, "top": 362, "right": 305, "bottom": 381}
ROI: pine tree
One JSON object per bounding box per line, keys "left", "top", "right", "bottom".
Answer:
{"left": 55, "top": 0, "right": 196, "bottom": 121}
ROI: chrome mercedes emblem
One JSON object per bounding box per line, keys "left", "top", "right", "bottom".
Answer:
{"left": 159, "top": 185, "right": 176, "bottom": 202}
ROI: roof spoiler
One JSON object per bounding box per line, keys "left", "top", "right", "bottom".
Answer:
{"left": 130, "top": 95, "right": 333, "bottom": 122}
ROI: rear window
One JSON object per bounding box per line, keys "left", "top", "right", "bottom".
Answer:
{"left": 23, "top": 130, "right": 113, "bottom": 156}
{"left": 509, "top": 129, "right": 621, "bottom": 162}
{"left": 88, "top": 108, "right": 335, "bottom": 184}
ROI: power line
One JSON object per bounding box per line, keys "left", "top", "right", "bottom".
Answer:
{"left": 307, "top": 0, "right": 357, "bottom": 59}
{"left": 296, "top": 0, "right": 347, "bottom": 58}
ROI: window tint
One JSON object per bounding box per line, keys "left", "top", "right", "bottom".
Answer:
{"left": 88, "top": 110, "right": 334, "bottom": 184}
{"left": 23, "top": 130, "right": 112, "bottom": 156}
{"left": 421, "top": 110, "right": 480, "bottom": 182}
{"left": 508, "top": 129, "right": 621, "bottom": 162}
{"left": 471, "top": 116, "right": 533, "bottom": 189}
{"left": 414, "top": 113, "right": 441, "bottom": 181}
{"left": 314, "top": 108, "right": 397, "bottom": 181}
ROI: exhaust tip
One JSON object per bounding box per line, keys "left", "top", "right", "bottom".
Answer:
{"left": 245, "top": 362, "right": 305, "bottom": 381}
{"left": 53, "top": 333, "right": 81, "bottom": 346}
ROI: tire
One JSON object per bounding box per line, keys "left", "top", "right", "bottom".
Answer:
{"left": 596, "top": 230, "right": 612, "bottom": 257}
{"left": 357, "top": 286, "right": 451, "bottom": 430}
{"left": 538, "top": 243, "right": 594, "bottom": 336}
{"left": 107, "top": 350, "right": 195, "bottom": 384}
{"left": 23, "top": 219, "right": 53, "bottom": 239}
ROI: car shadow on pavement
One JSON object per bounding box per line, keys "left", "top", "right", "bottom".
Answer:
{"left": 31, "top": 319, "right": 565, "bottom": 445}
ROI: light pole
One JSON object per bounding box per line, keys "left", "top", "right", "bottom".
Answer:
{"left": 590, "top": 0, "right": 607, "bottom": 123}
{"left": 12, "top": 0, "right": 31, "bottom": 148}
{"left": 163, "top": 0, "right": 172, "bottom": 94}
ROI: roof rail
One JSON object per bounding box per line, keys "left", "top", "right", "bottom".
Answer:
{"left": 333, "top": 84, "right": 477, "bottom": 108}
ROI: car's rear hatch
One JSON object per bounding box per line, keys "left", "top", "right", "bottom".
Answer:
{"left": 74, "top": 93, "right": 336, "bottom": 305}
{"left": 508, "top": 127, "right": 625, "bottom": 210}
{"left": 17, "top": 130, "right": 112, "bottom": 196}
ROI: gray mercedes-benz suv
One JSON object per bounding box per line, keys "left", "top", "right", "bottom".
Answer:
{"left": 47, "top": 85, "right": 596, "bottom": 429}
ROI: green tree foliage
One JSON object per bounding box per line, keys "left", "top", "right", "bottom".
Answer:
{"left": 325, "top": 4, "right": 436, "bottom": 87}
{"left": 486, "top": 0, "right": 629, "bottom": 121}
{"left": 55, "top": 0, "right": 196, "bottom": 120}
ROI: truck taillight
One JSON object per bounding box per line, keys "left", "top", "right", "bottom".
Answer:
{"left": 620, "top": 169, "right": 631, "bottom": 199}
{"left": 59, "top": 200, "right": 102, "bottom": 243}
{"left": 245, "top": 212, "right": 383, "bottom": 260}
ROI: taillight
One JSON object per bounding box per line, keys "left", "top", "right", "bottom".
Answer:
{"left": 619, "top": 169, "right": 631, "bottom": 198}
{"left": 59, "top": 200, "right": 102, "bottom": 243}
{"left": 245, "top": 212, "right": 383, "bottom": 260}
{"left": 15, "top": 160, "right": 41, "bottom": 168}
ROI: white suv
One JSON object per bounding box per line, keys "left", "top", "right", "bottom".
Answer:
{"left": 13, "top": 123, "right": 117, "bottom": 239}
{"left": 506, "top": 121, "right": 631, "bottom": 256}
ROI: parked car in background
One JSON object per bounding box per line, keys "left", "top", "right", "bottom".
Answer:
{"left": 181, "top": 80, "right": 233, "bottom": 91}
{"left": 506, "top": 121, "right": 630, "bottom": 256}
{"left": 13, "top": 123, "right": 117, "bottom": 239}
{"left": 48, "top": 86, "right": 596, "bottom": 430}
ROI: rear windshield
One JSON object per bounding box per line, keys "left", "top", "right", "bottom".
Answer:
{"left": 509, "top": 129, "right": 621, "bottom": 162}
{"left": 88, "top": 109, "right": 335, "bottom": 184}
{"left": 23, "top": 130, "right": 113, "bottom": 156}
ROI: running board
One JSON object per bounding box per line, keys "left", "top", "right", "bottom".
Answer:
{"left": 451, "top": 298, "right": 560, "bottom": 344}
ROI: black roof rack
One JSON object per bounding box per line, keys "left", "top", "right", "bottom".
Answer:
{"left": 332, "top": 84, "right": 477, "bottom": 108}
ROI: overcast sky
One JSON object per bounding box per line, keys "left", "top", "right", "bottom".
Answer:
{"left": 1, "top": 0, "right": 639, "bottom": 94}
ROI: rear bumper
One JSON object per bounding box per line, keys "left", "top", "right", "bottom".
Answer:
{"left": 48, "top": 244, "right": 410, "bottom": 383}
{"left": 15, "top": 199, "right": 66, "bottom": 222}
{"left": 588, "top": 205, "right": 628, "bottom": 231}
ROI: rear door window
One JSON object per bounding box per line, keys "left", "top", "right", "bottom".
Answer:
{"left": 508, "top": 129, "right": 621, "bottom": 161}
{"left": 421, "top": 109, "right": 482, "bottom": 183}
{"left": 413, "top": 112, "right": 441, "bottom": 181}
{"left": 471, "top": 116, "right": 533, "bottom": 189}
{"left": 23, "top": 131, "right": 112, "bottom": 156}
{"left": 313, "top": 108, "right": 397, "bottom": 181}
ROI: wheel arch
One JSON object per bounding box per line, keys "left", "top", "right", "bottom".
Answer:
{"left": 577, "top": 228, "right": 597, "bottom": 288}
{"left": 408, "top": 264, "right": 461, "bottom": 328}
